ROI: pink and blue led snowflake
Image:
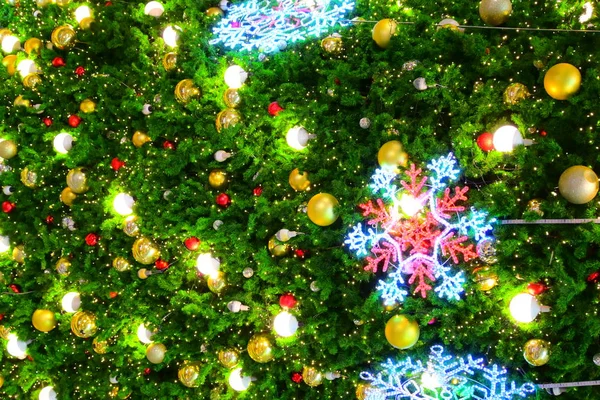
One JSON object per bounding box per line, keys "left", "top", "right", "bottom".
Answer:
{"left": 345, "top": 153, "right": 495, "bottom": 305}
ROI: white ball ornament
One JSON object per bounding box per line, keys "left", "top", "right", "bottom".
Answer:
{"left": 39, "top": 386, "right": 57, "bottom": 400}
{"left": 142, "top": 104, "right": 153, "bottom": 115}
{"left": 273, "top": 311, "right": 299, "bottom": 337}
{"left": 509, "top": 293, "right": 550, "bottom": 323}
{"left": 3, "top": 186, "right": 13, "bottom": 195}
{"left": 0, "top": 235, "right": 10, "bottom": 252}
{"left": 196, "top": 253, "right": 220, "bottom": 277}
{"left": 144, "top": 1, "right": 164, "bottom": 17}
{"left": 229, "top": 368, "right": 252, "bottom": 391}
{"left": 137, "top": 323, "right": 154, "bottom": 344}
{"left": 53, "top": 132, "right": 74, "bottom": 154}
{"left": 7, "top": 333, "right": 28, "bottom": 359}
{"left": 224, "top": 65, "right": 248, "bottom": 89}
{"left": 61, "top": 292, "right": 81, "bottom": 313}
{"left": 113, "top": 193, "right": 135, "bottom": 216}
{"left": 413, "top": 77, "right": 428, "bottom": 91}
{"left": 286, "top": 126, "right": 316, "bottom": 150}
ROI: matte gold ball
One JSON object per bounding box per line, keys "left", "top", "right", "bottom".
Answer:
{"left": 558, "top": 165, "right": 599, "bottom": 204}
{"left": 523, "top": 339, "right": 551, "bottom": 366}
{"left": 71, "top": 311, "right": 97, "bottom": 338}
{"left": 218, "top": 349, "right": 240, "bottom": 369}
{"left": 79, "top": 99, "right": 96, "bottom": 113}
{"left": 207, "top": 271, "right": 227, "bottom": 294}
{"left": 307, "top": 193, "right": 339, "bottom": 226}
{"left": 56, "top": 257, "right": 71, "bottom": 275}
{"left": 32, "top": 309, "right": 57, "bottom": 332}
{"left": 544, "top": 63, "right": 581, "bottom": 100}
{"left": 289, "top": 168, "right": 310, "bottom": 191}
{"left": 132, "top": 131, "right": 151, "bottom": 148}
{"left": 302, "top": 366, "right": 323, "bottom": 387}
{"left": 24, "top": 38, "right": 42, "bottom": 55}
{"left": 216, "top": 109, "right": 241, "bottom": 132}
{"left": 51, "top": 25, "right": 76, "bottom": 50}
{"left": 268, "top": 236, "right": 290, "bottom": 257}
{"left": 66, "top": 167, "right": 89, "bottom": 194}
{"left": 12, "top": 245, "right": 25, "bottom": 263}
{"left": 146, "top": 343, "right": 167, "bottom": 364}
{"left": 385, "top": 314, "right": 419, "bottom": 349}
{"left": 0, "top": 140, "right": 17, "bottom": 159}
{"left": 223, "top": 88, "right": 241, "bottom": 108}
{"left": 178, "top": 362, "right": 202, "bottom": 387}
{"left": 162, "top": 52, "right": 177, "bottom": 71}
{"left": 60, "top": 187, "right": 77, "bottom": 206}
{"left": 132, "top": 237, "right": 161, "bottom": 265}
{"left": 208, "top": 169, "right": 228, "bottom": 189}
{"left": 247, "top": 333, "right": 274, "bottom": 363}
{"left": 174, "top": 79, "right": 201, "bottom": 103}
{"left": 372, "top": 19, "right": 397, "bottom": 48}
{"left": 378, "top": 140, "right": 408, "bottom": 172}
{"left": 112, "top": 257, "right": 131, "bottom": 272}
{"left": 479, "top": 0, "right": 512, "bottom": 26}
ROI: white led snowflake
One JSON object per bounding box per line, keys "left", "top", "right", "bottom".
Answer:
{"left": 360, "top": 345, "right": 536, "bottom": 400}
{"left": 209, "top": 0, "right": 355, "bottom": 53}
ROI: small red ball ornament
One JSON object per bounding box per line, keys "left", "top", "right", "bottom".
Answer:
{"left": 111, "top": 157, "right": 125, "bottom": 171}
{"left": 184, "top": 237, "right": 200, "bottom": 251}
{"left": 9, "top": 284, "right": 21, "bottom": 293}
{"left": 42, "top": 117, "right": 53, "bottom": 127}
{"left": 540, "top": 130, "right": 547, "bottom": 137}
{"left": 268, "top": 101, "right": 284, "bottom": 116}
{"left": 0, "top": 313, "right": 4, "bottom": 321}
{"left": 476, "top": 132, "right": 494, "bottom": 151}
{"left": 144, "top": 368, "right": 151, "bottom": 375}
{"left": 279, "top": 293, "right": 297, "bottom": 309}
{"left": 109, "top": 291, "right": 118, "bottom": 298}
{"left": 253, "top": 186, "right": 263, "bottom": 196}
{"left": 51, "top": 57, "right": 65, "bottom": 68}
{"left": 587, "top": 271, "right": 600, "bottom": 284}
{"left": 295, "top": 249, "right": 306, "bottom": 258}
{"left": 75, "top": 66, "right": 85, "bottom": 76}
{"left": 527, "top": 282, "right": 548, "bottom": 296}
{"left": 85, "top": 233, "right": 99, "bottom": 246}
{"left": 45, "top": 215, "right": 54, "bottom": 225}
{"left": 216, "top": 193, "right": 231, "bottom": 207}
{"left": 163, "top": 140, "right": 176, "bottom": 150}
{"left": 68, "top": 115, "right": 82, "bottom": 128}
{"left": 155, "top": 259, "right": 169, "bottom": 271}
{"left": 291, "top": 372, "right": 303, "bottom": 383}
{"left": 334, "top": 78, "right": 341, "bottom": 85}
{"left": 2, "top": 201, "right": 15, "bottom": 213}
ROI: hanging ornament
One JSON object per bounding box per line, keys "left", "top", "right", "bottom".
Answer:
{"left": 32, "top": 309, "right": 57, "bottom": 332}
{"left": 359, "top": 117, "right": 371, "bottom": 129}
{"left": 372, "top": 19, "right": 397, "bottom": 48}
{"left": 184, "top": 237, "right": 200, "bottom": 251}
{"left": 112, "top": 257, "right": 131, "bottom": 272}
{"left": 163, "top": 140, "right": 176, "bottom": 150}
{"left": 162, "top": 52, "right": 177, "bottom": 71}
{"left": 208, "top": 169, "right": 228, "bottom": 189}
{"left": 476, "top": 238, "right": 498, "bottom": 264}
{"left": 377, "top": 140, "right": 408, "bottom": 172}
{"left": 71, "top": 311, "right": 97, "bottom": 338}
{"left": 132, "top": 131, "right": 151, "bottom": 148}
{"left": 544, "top": 63, "right": 581, "bottom": 100}
{"left": 68, "top": 114, "right": 81, "bottom": 128}
{"left": 213, "top": 220, "right": 223, "bottom": 230}
{"left": 523, "top": 339, "right": 551, "bottom": 366}
{"left": 526, "top": 199, "right": 544, "bottom": 216}
{"left": 216, "top": 109, "right": 241, "bottom": 132}
{"left": 286, "top": 126, "right": 316, "bottom": 150}
{"left": 12, "top": 245, "right": 25, "bottom": 263}
{"left": 43, "top": 117, "right": 53, "bottom": 127}
{"left": 279, "top": 293, "right": 297, "bottom": 309}
{"left": 155, "top": 259, "right": 169, "bottom": 271}
{"left": 438, "top": 18, "right": 463, "bottom": 31}
{"left": 385, "top": 315, "right": 420, "bottom": 349}
{"left": 3, "top": 186, "right": 13, "bottom": 195}
{"left": 123, "top": 216, "right": 140, "bottom": 237}
{"left": 62, "top": 216, "right": 76, "bottom": 231}
{"left": 472, "top": 267, "right": 498, "bottom": 291}
{"left": 14, "top": 95, "right": 30, "bottom": 107}
{"left": 558, "top": 165, "right": 598, "bottom": 204}
{"left": 51, "top": 25, "right": 77, "bottom": 49}
{"left": 218, "top": 349, "right": 240, "bottom": 368}
{"left": 307, "top": 193, "right": 339, "bottom": 226}
{"left": 479, "top": 0, "right": 512, "bottom": 26}
{"left": 509, "top": 293, "right": 551, "bottom": 323}
{"left": 302, "top": 366, "right": 323, "bottom": 387}
{"left": 527, "top": 282, "right": 548, "bottom": 296}
{"left": 0, "top": 140, "right": 17, "bottom": 159}
{"left": 142, "top": 104, "right": 153, "bottom": 115}
{"left": 93, "top": 337, "right": 109, "bottom": 354}
{"left": 206, "top": 6, "right": 224, "bottom": 17}
{"left": 144, "top": 1, "right": 165, "bottom": 17}
{"left": 227, "top": 300, "right": 249, "bottom": 312}
{"left": 2, "top": 201, "right": 15, "bottom": 213}
{"left": 289, "top": 169, "right": 310, "bottom": 191}
{"left": 207, "top": 271, "right": 226, "bottom": 294}
{"left": 587, "top": 271, "right": 600, "bottom": 284}
{"left": 79, "top": 99, "right": 96, "bottom": 113}
{"left": 66, "top": 167, "right": 89, "bottom": 194}
{"left": 268, "top": 235, "right": 290, "bottom": 257}
{"left": 178, "top": 362, "right": 202, "bottom": 387}
{"left": 243, "top": 267, "right": 254, "bottom": 278}
{"left": 476, "top": 132, "right": 494, "bottom": 151}
{"left": 56, "top": 257, "right": 71, "bottom": 275}
{"left": 174, "top": 79, "right": 201, "bottom": 103}
{"left": 146, "top": 343, "right": 166, "bottom": 364}
{"left": 214, "top": 150, "right": 232, "bottom": 162}
{"left": 268, "top": 101, "right": 284, "bottom": 116}
{"left": 51, "top": 56, "right": 66, "bottom": 67}
{"left": 132, "top": 237, "right": 161, "bottom": 265}
{"left": 291, "top": 372, "right": 303, "bottom": 383}
{"left": 223, "top": 89, "right": 241, "bottom": 108}
{"left": 593, "top": 354, "right": 600, "bottom": 366}
{"left": 216, "top": 193, "right": 231, "bottom": 207}
{"left": 3, "top": 55, "right": 17, "bottom": 75}
{"left": 247, "top": 333, "right": 274, "bottom": 363}
{"left": 22, "top": 73, "right": 42, "bottom": 90}
{"left": 321, "top": 33, "right": 343, "bottom": 54}
{"left": 75, "top": 66, "right": 86, "bottom": 76}
{"left": 310, "top": 281, "right": 320, "bottom": 292}
{"left": 413, "top": 77, "right": 428, "bottom": 91}
{"left": 253, "top": 186, "right": 263, "bottom": 196}
{"left": 85, "top": 233, "right": 99, "bottom": 246}
{"left": 356, "top": 383, "right": 373, "bottom": 400}
{"left": 295, "top": 249, "right": 307, "bottom": 258}
{"left": 503, "top": 83, "right": 530, "bottom": 105}
{"left": 60, "top": 187, "right": 77, "bottom": 206}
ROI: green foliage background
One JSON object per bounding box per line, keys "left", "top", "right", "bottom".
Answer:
{"left": 1, "top": 0, "right": 600, "bottom": 398}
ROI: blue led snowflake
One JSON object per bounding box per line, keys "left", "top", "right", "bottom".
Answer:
{"left": 360, "top": 345, "right": 536, "bottom": 400}
{"left": 209, "top": 0, "right": 355, "bottom": 53}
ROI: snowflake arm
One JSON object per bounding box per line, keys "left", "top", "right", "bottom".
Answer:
{"left": 377, "top": 271, "right": 408, "bottom": 305}
{"left": 345, "top": 223, "right": 381, "bottom": 257}
{"left": 433, "top": 264, "right": 465, "bottom": 301}
{"left": 457, "top": 208, "right": 497, "bottom": 242}
{"left": 369, "top": 168, "right": 398, "bottom": 199}
{"left": 427, "top": 153, "right": 460, "bottom": 189}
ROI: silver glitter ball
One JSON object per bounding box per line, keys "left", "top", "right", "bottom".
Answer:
{"left": 402, "top": 60, "right": 419, "bottom": 71}
{"left": 477, "top": 238, "right": 498, "bottom": 264}
{"left": 62, "top": 217, "right": 76, "bottom": 231}
{"left": 413, "top": 77, "right": 428, "bottom": 91}
{"left": 359, "top": 118, "right": 371, "bottom": 129}
{"left": 213, "top": 220, "right": 223, "bottom": 230}
{"left": 594, "top": 353, "right": 600, "bottom": 366}
{"left": 243, "top": 267, "right": 254, "bottom": 278}
{"left": 310, "top": 281, "right": 320, "bottom": 292}
{"left": 163, "top": 190, "right": 172, "bottom": 200}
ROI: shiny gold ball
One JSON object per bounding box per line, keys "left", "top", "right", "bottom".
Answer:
{"left": 93, "top": 337, "right": 108, "bottom": 354}
{"left": 321, "top": 34, "right": 343, "bottom": 54}
{"left": 372, "top": 19, "right": 397, "bottom": 48}
{"left": 178, "top": 362, "right": 202, "bottom": 387}
{"left": 123, "top": 216, "right": 140, "bottom": 237}
{"left": 208, "top": 169, "right": 228, "bottom": 189}
{"left": 3, "top": 55, "right": 17, "bottom": 76}
{"left": 67, "top": 167, "right": 89, "bottom": 194}
{"left": 146, "top": 343, "right": 167, "bottom": 364}
{"left": 79, "top": 99, "right": 96, "bottom": 113}
{"left": 22, "top": 73, "right": 42, "bottom": 90}
{"left": 56, "top": 257, "right": 71, "bottom": 275}
{"left": 523, "top": 339, "right": 551, "bottom": 366}
{"left": 526, "top": 198, "right": 544, "bottom": 216}
{"left": 289, "top": 168, "right": 310, "bottom": 191}
{"left": 216, "top": 109, "right": 241, "bottom": 132}
{"left": 503, "top": 83, "right": 530, "bottom": 105}
{"left": 132, "top": 131, "right": 152, "bottom": 148}
{"left": 0, "top": 140, "right": 17, "bottom": 159}
{"left": 477, "top": 238, "right": 498, "bottom": 264}
{"left": 247, "top": 333, "right": 274, "bottom": 363}
{"left": 544, "top": 63, "right": 581, "bottom": 100}
{"left": 36, "top": 0, "right": 50, "bottom": 6}
{"left": 79, "top": 17, "right": 94, "bottom": 30}
{"left": 302, "top": 366, "right": 323, "bottom": 387}
{"left": 0, "top": 326, "right": 10, "bottom": 340}
{"left": 223, "top": 88, "right": 241, "bottom": 108}
{"left": 558, "top": 165, "right": 599, "bottom": 204}
{"left": 60, "top": 187, "right": 77, "bottom": 206}
{"left": 13, "top": 94, "right": 29, "bottom": 107}
{"left": 307, "top": 193, "right": 339, "bottom": 226}
{"left": 206, "top": 6, "right": 224, "bottom": 17}
{"left": 479, "top": 0, "right": 512, "bottom": 26}
{"left": 162, "top": 52, "right": 177, "bottom": 71}
{"left": 55, "top": 0, "right": 71, "bottom": 6}
{"left": 0, "top": 375, "right": 3, "bottom": 388}
{"left": 24, "top": 38, "right": 43, "bottom": 55}
{"left": 112, "top": 257, "right": 131, "bottom": 272}
{"left": 71, "top": 311, "right": 97, "bottom": 338}
{"left": 132, "top": 237, "right": 161, "bottom": 265}
{"left": 472, "top": 267, "right": 498, "bottom": 291}
{"left": 378, "top": 140, "right": 408, "bottom": 172}
{"left": 12, "top": 245, "right": 25, "bottom": 263}
{"left": 356, "top": 383, "right": 373, "bottom": 400}
{"left": 32, "top": 309, "right": 57, "bottom": 332}
{"left": 268, "top": 235, "right": 290, "bottom": 257}
{"left": 207, "top": 271, "right": 227, "bottom": 294}
{"left": 51, "top": 25, "right": 76, "bottom": 50}
{"left": 218, "top": 349, "right": 240, "bottom": 369}
{"left": 385, "top": 314, "right": 420, "bottom": 349}
{"left": 174, "top": 79, "right": 201, "bottom": 103}
{"left": 382, "top": 297, "right": 400, "bottom": 312}
{"left": 0, "top": 29, "right": 12, "bottom": 43}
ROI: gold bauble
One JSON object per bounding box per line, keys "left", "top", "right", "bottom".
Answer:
{"left": 206, "top": 6, "right": 224, "bottom": 17}
{"left": 0, "top": 326, "right": 10, "bottom": 340}
{"left": 146, "top": 343, "right": 167, "bottom": 364}
{"left": 79, "top": 17, "right": 94, "bottom": 30}
{"left": 0, "top": 140, "right": 17, "bottom": 159}
{"left": 132, "top": 237, "right": 160, "bottom": 265}
{"left": 321, "top": 35, "right": 343, "bottom": 54}
{"left": 56, "top": 257, "right": 71, "bottom": 275}
{"left": 137, "top": 268, "right": 149, "bottom": 279}
{"left": 174, "top": 79, "right": 201, "bottom": 103}
{"left": 268, "top": 236, "right": 290, "bottom": 257}
{"left": 60, "top": 187, "right": 77, "bottom": 206}
{"left": 526, "top": 198, "right": 544, "bottom": 216}
{"left": 93, "top": 337, "right": 108, "bottom": 354}
{"left": 67, "top": 167, "right": 89, "bottom": 194}
{"left": 0, "top": 375, "right": 3, "bottom": 388}
{"left": 307, "top": 193, "right": 339, "bottom": 226}
{"left": 36, "top": 0, "right": 50, "bottom": 6}
{"left": 132, "top": 131, "right": 151, "bottom": 148}
{"left": 356, "top": 383, "right": 373, "bottom": 400}
{"left": 372, "top": 19, "right": 397, "bottom": 48}
{"left": 208, "top": 169, "right": 228, "bottom": 189}
{"left": 558, "top": 165, "right": 599, "bottom": 204}
{"left": 544, "top": 63, "right": 581, "bottom": 100}
{"left": 215, "top": 109, "right": 241, "bottom": 132}
{"left": 71, "top": 311, "right": 97, "bottom": 338}
{"left": 223, "top": 88, "right": 241, "bottom": 108}
{"left": 113, "top": 257, "right": 131, "bottom": 272}
{"left": 523, "top": 339, "right": 551, "bottom": 366}
{"left": 178, "top": 362, "right": 202, "bottom": 387}
{"left": 24, "top": 38, "right": 43, "bottom": 55}
{"left": 289, "top": 168, "right": 310, "bottom": 191}
{"left": 3, "top": 55, "right": 17, "bottom": 76}
{"left": 247, "top": 333, "right": 274, "bottom": 363}
{"left": 123, "top": 216, "right": 140, "bottom": 237}
{"left": 302, "top": 366, "right": 323, "bottom": 387}
{"left": 378, "top": 140, "right": 408, "bottom": 172}
{"left": 385, "top": 314, "right": 420, "bottom": 349}
{"left": 14, "top": 94, "right": 30, "bottom": 107}
{"left": 32, "top": 309, "right": 57, "bottom": 332}
{"left": 23, "top": 73, "right": 42, "bottom": 90}
{"left": 382, "top": 297, "right": 400, "bottom": 312}
{"left": 51, "top": 25, "right": 76, "bottom": 50}
{"left": 479, "top": 0, "right": 512, "bottom": 26}
{"left": 162, "top": 52, "right": 177, "bottom": 71}
{"left": 55, "top": 0, "right": 71, "bottom": 6}
{"left": 218, "top": 349, "right": 240, "bottom": 369}
{"left": 80, "top": 99, "right": 96, "bottom": 113}
{"left": 0, "top": 29, "right": 11, "bottom": 43}
{"left": 12, "top": 245, "right": 25, "bottom": 263}
{"left": 207, "top": 271, "right": 227, "bottom": 294}
{"left": 472, "top": 267, "right": 498, "bottom": 291}
{"left": 503, "top": 83, "right": 530, "bottom": 105}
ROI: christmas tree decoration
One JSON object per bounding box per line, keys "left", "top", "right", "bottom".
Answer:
{"left": 51, "top": 57, "right": 66, "bottom": 68}
{"left": 208, "top": 169, "right": 228, "bottom": 189}
{"left": 218, "top": 348, "right": 240, "bottom": 368}
{"left": 137, "top": 323, "right": 155, "bottom": 344}
{"left": 214, "top": 150, "right": 232, "bottom": 162}
{"left": 17, "top": 59, "right": 40, "bottom": 78}
{"left": 178, "top": 362, "right": 201, "bottom": 387}
{"left": 38, "top": 386, "right": 57, "bottom": 400}
{"left": 93, "top": 338, "right": 109, "bottom": 354}
{"left": 509, "top": 293, "right": 550, "bottom": 323}
{"left": 215, "top": 109, "right": 241, "bottom": 132}
{"left": 372, "top": 19, "right": 397, "bottom": 49}
{"left": 355, "top": 383, "right": 372, "bottom": 400}
{"left": 413, "top": 77, "right": 428, "bottom": 91}
{"left": 184, "top": 236, "right": 200, "bottom": 250}
{"left": 268, "top": 101, "right": 284, "bottom": 116}
{"left": 53, "top": 132, "right": 74, "bottom": 154}
{"left": 544, "top": 63, "right": 581, "bottom": 100}
{"left": 228, "top": 367, "right": 252, "bottom": 391}
{"left": 132, "top": 237, "right": 161, "bottom": 265}
{"left": 479, "top": 0, "right": 512, "bottom": 26}
{"left": 593, "top": 354, "right": 600, "bottom": 366}
{"left": 12, "top": 244, "right": 25, "bottom": 262}
{"left": 291, "top": 372, "right": 303, "bottom": 383}
{"left": 273, "top": 311, "right": 298, "bottom": 337}
{"left": 174, "top": 79, "right": 200, "bottom": 103}
{"left": 155, "top": 258, "right": 169, "bottom": 271}
{"left": 79, "top": 99, "right": 96, "bottom": 113}
{"left": 61, "top": 292, "right": 81, "bottom": 313}
{"left": 162, "top": 25, "right": 181, "bottom": 48}
{"left": 216, "top": 193, "right": 231, "bottom": 207}
{"left": 43, "top": 117, "right": 53, "bottom": 127}
{"left": 492, "top": 125, "right": 533, "bottom": 153}
{"left": 206, "top": 7, "right": 224, "bottom": 17}
{"left": 476, "top": 132, "right": 494, "bottom": 151}
{"left": 527, "top": 282, "right": 548, "bottom": 296}
{"left": 132, "top": 131, "right": 151, "bottom": 148}
{"left": 224, "top": 65, "right": 248, "bottom": 89}
{"left": 477, "top": 237, "right": 498, "bottom": 263}
{"left": 359, "top": 117, "right": 371, "bottom": 129}
{"left": 123, "top": 216, "right": 140, "bottom": 237}
{"left": 14, "top": 95, "right": 30, "bottom": 107}
{"left": 223, "top": 89, "right": 241, "bottom": 108}
{"left": 321, "top": 33, "right": 343, "bottom": 54}
{"left": 207, "top": 271, "right": 227, "bottom": 293}
{"left": 384, "top": 314, "right": 419, "bottom": 349}
{"left": 6, "top": 333, "right": 28, "bottom": 359}
{"left": 268, "top": 235, "right": 290, "bottom": 256}
{"left": 302, "top": 366, "right": 323, "bottom": 387}
{"left": 503, "top": 83, "right": 530, "bottom": 105}
{"left": 438, "top": 18, "right": 463, "bottom": 32}
{"left": 279, "top": 293, "right": 297, "bottom": 308}
{"left": 60, "top": 187, "right": 77, "bottom": 206}
{"left": 71, "top": 311, "right": 97, "bottom": 338}
{"left": 558, "top": 166, "right": 599, "bottom": 204}
{"left": 286, "top": 126, "right": 316, "bottom": 150}
{"left": 1, "top": 33, "right": 20, "bottom": 53}
{"left": 56, "top": 257, "right": 71, "bottom": 275}
{"left": 227, "top": 300, "right": 249, "bottom": 312}
{"left": 85, "top": 233, "right": 99, "bottom": 246}
{"left": 146, "top": 343, "right": 167, "bottom": 364}
{"left": 144, "top": 1, "right": 164, "bottom": 17}
{"left": 75, "top": 5, "right": 94, "bottom": 29}
{"left": 307, "top": 193, "right": 339, "bottom": 226}
{"left": 68, "top": 115, "right": 82, "bottom": 128}
{"left": 247, "top": 333, "right": 274, "bottom": 363}
{"left": 0, "top": 235, "right": 10, "bottom": 253}
{"left": 196, "top": 253, "right": 220, "bottom": 277}
{"left": 289, "top": 168, "right": 310, "bottom": 191}
{"left": 0, "top": 140, "right": 17, "bottom": 159}
{"left": 142, "top": 104, "right": 153, "bottom": 115}
{"left": 32, "top": 309, "right": 57, "bottom": 332}
{"left": 3, "top": 54, "right": 17, "bottom": 75}
{"left": 253, "top": 186, "right": 263, "bottom": 196}
{"left": 472, "top": 267, "right": 498, "bottom": 291}
{"left": 377, "top": 140, "right": 408, "bottom": 172}
{"left": 361, "top": 345, "right": 535, "bottom": 399}
{"left": 162, "top": 52, "right": 177, "bottom": 70}
{"left": 523, "top": 339, "right": 551, "bottom": 366}
{"left": 113, "top": 193, "right": 135, "bottom": 215}
{"left": 22, "top": 73, "right": 42, "bottom": 90}
{"left": 51, "top": 25, "right": 76, "bottom": 50}
{"left": 526, "top": 199, "right": 544, "bottom": 216}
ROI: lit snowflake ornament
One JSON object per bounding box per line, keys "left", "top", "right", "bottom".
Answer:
{"left": 345, "top": 153, "right": 495, "bottom": 305}
{"left": 209, "top": 0, "right": 355, "bottom": 53}
{"left": 360, "top": 345, "right": 536, "bottom": 400}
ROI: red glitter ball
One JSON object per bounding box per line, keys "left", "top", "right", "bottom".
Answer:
{"left": 109, "top": 291, "right": 118, "bottom": 298}
{"left": 155, "top": 259, "right": 169, "bottom": 271}
{"left": 216, "top": 193, "right": 231, "bottom": 207}
{"left": 111, "top": 157, "right": 125, "bottom": 171}
{"left": 587, "top": 271, "right": 600, "bottom": 283}
{"left": 42, "top": 117, "right": 53, "bottom": 127}
{"left": 9, "top": 284, "right": 21, "bottom": 293}
{"left": 268, "top": 101, "right": 284, "bottom": 116}
{"left": 51, "top": 57, "right": 65, "bottom": 68}
{"left": 253, "top": 186, "right": 263, "bottom": 196}
{"left": 163, "top": 140, "right": 176, "bottom": 150}
{"left": 2, "top": 201, "right": 15, "bottom": 213}
{"left": 68, "top": 115, "right": 82, "bottom": 128}
{"left": 279, "top": 293, "right": 297, "bottom": 309}
{"left": 291, "top": 372, "right": 303, "bottom": 383}
{"left": 476, "top": 132, "right": 494, "bottom": 152}
{"left": 295, "top": 249, "right": 306, "bottom": 258}
{"left": 85, "top": 233, "right": 99, "bottom": 246}
{"left": 0, "top": 313, "right": 4, "bottom": 321}
{"left": 184, "top": 237, "right": 200, "bottom": 251}
{"left": 540, "top": 130, "right": 547, "bottom": 137}
{"left": 527, "top": 282, "right": 547, "bottom": 296}
{"left": 45, "top": 215, "right": 54, "bottom": 225}
{"left": 144, "top": 368, "right": 151, "bottom": 375}
{"left": 75, "top": 66, "right": 85, "bottom": 76}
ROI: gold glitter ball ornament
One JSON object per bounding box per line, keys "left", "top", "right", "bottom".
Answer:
{"left": 479, "top": 0, "right": 512, "bottom": 26}
{"left": 218, "top": 349, "right": 240, "bottom": 369}
{"left": 23, "top": 73, "right": 42, "bottom": 90}
{"left": 132, "top": 237, "right": 160, "bottom": 265}
{"left": 71, "top": 311, "right": 97, "bottom": 338}
{"left": 523, "top": 339, "right": 551, "bottom": 366}
{"left": 223, "top": 88, "right": 241, "bottom": 108}
{"left": 66, "top": 167, "right": 89, "bottom": 194}
{"left": 51, "top": 25, "right": 76, "bottom": 50}
{"left": 215, "top": 109, "right": 241, "bottom": 132}
{"left": 178, "top": 362, "right": 202, "bottom": 387}
{"left": 302, "top": 366, "right": 323, "bottom": 387}
{"left": 132, "top": 131, "right": 152, "bottom": 148}
{"left": 60, "top": 187, "right": 77, "bottom": 206}
{"left": 206, "top": 6, "right": 224, "bottom": 17}
{"left": 268, "top": 235, "right": 290, "bottom": 257}
{"left": 526, "top": 199, "right": 544, "bottom": 216}
{"left": 208, "top": 169, "right": 228, "bottom": 189}
{"left": 3, "top": 55, "right": 17, "bottom": 76}
{"left": 12, "top": 245, "right": 25, "bottom": 263}
{"left": 472, "top": 267, "right": 498, "bottom": 291}
{"left": 476, "top": 238, "right": 498, "bottom": 264}
{"left": 207, "top": 271, "right": 227, "bottom": 294}
{"left": 113, "top": 257, "right": 131, "bottom": 272}
{"left": 146, "top": 343, "right": 167, "bottom": 364}
{"left": 378, "top": 140, "right": 408, "bottom": 173}
{"left": 503, "top": 83, "right": 530, "bottom": 105}
{"left": 544, "top": 63, "right": 582, "bottom": 100}
{"left": 321, "top": 34, "right": 343, "bottom": 54}
{"left": 174, "top": 79, "right": 201, "bottom": 103}
{"left": 93, "top": 337, "right": 108, "bottom": 354}
{"left": 79, "top": 99, "right": 96, "bottom": 113}
{"left": 247, "top": 333, "right": 274, "bottom": 363}
{"left": 162, "top": 52, "right": 177, "bottom": 71}
{"left": 56, "top": 257, "right": 71, "bottom": 275}
{"left": 0, "top": 140, "right": 17, "bottom": 159}
{"left": 356, "top": 383, "right": 373, "bottom": 400}
{"left": 289, "top": 168, "right": 310, "bottom": 191}
{"left": 123, "top": 216, "right": 140, "bottom": 237}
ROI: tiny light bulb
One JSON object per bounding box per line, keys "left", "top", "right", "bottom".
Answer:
{"left": 224, "top": 65, "right": 248, "bottom": 89}
{"left": 286, "top": 126, "right": 316, "bottom": 150}
{"left": 0, "top": 235, "right": 9, "bottom": 252}
{"left": 162, "top": 25, "right": 181, "bottom": 47}
{"left": 17, "top": 59, "right": 38, "bottom": 78}
{"left": 273, "top": 311, "right": 299, "bottom": 337}
{"left": 229, "top": 368, "right": 251, "bottom": 391}
{"left": 2, "top": 35, "right": 20, "bottom": 53}
{"left": 113, "top": 193, "right": 135, "bottom": 215}
{"left": 74, "top": 5, "right": 92, "bottom": 23}
{"left": 61, "top": 292, "right": 81, "bottom": 313}
{"left": 53, "top": 132, "right": 74, "bottom": 154}
{"left": 39, "top": 386, "right": 57, "bottom": 400}
{"left": 144, "top": 1, "right": 164, "bottom": 17}
{"left": 137, "top": 323, "right": 154, "bottom": 344}
{"left": 196, "top": 253, "right": 220, "bottom": 277}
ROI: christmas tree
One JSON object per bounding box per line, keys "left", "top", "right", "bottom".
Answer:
{"left": 1, "top": 0, "right": 600, "bottom": 398}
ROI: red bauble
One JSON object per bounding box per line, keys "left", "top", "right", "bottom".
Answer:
{"left": 111, "top": 157, "right": 125, "bottom": 171}
{"left": 428, "top": 318, "right": 437, "bottom": 325}
{"left": 476, "top": 132, "right": 494, "bottom": 151}
{"left": 45, "top": 215, "right": 54, "bottom": 225}
{"left": 109, "top": 291, "right": 118, "bottom": 298}
{"left": 291, "top": 372, "right": 303, "bottom": 383}
{"left": 9, "top": 284, "right": 21, "bottom": 293}
{"left": 253, "top": 186, "right": 263, "bottom": 196}
{"left": 587, "top": 271, "right": 600, "bottom": 283}
{"left": 68, "top": 115, "right": 82, "bottom": 128}
{"left": 51, "top": 57, "right": 65, "bottom": 68}
{"left": 527, "top": 282, "right": 548, "bottom": 296}
{"left": 2, "top": 201, "right": 15, "bottom": 213}
{"left": 0, "top": 313, "right": 4, "bottom": 321}
{"left": 163, "top": 140, "right": 176, "bottom": 150}
{"left": 85, "top": 233, "right": 99, "bottom": 246}
{"left": 75, "top": 66, "right": 85, "bottom": 76}
{"left": 184, "top": 237, "right": 200, "bottom": 251}
{"left": 155, "top": 259, "right": 169, "bottom": 271}
{"left": 216, "top": 193, "right": 231, "bottom": 207}
{"left": 268, "top": 101, "right": 284, "bottom": 116}
{"left": 540, "top": 130, "right": 547, "bottom": 137}
{"left": 295, "top": 249, "right": 306, "bottom": 258}
{"left": 334, "top": 78, "right": 341, "bottom": 85}
{"left": 42, "top": 117, "right": 53, "bottom": 127}
{"left": 144, "top": 368, "right": 151, "bottom": 375}
{"left": 279, "top": 293, "right": 297, "bottom": 309}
